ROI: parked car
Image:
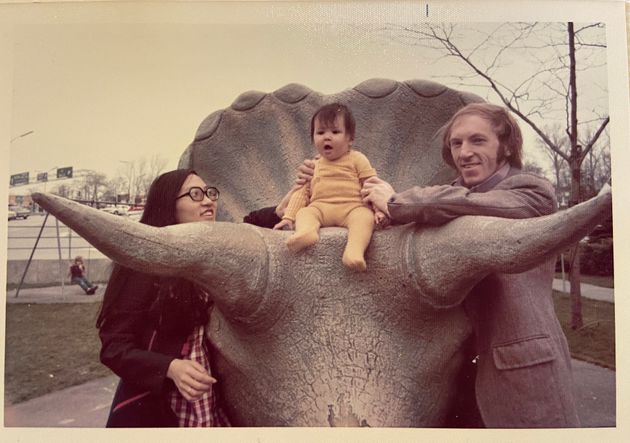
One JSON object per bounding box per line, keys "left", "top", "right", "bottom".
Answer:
{"left": 126, "top": 205, "right": 144, "bottom": 220}
{"left": 8, "top": 208, "right": 17, "bottom": 220}
{"left": 8, "top": 205, "right": 30, "bottom": 219}
{"left": 101, "top": 204, "right": 130, "bottom": 216}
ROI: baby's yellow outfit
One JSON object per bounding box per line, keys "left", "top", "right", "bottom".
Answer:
{"left": 283, "top": 150, "right": 377, "bottom": 271}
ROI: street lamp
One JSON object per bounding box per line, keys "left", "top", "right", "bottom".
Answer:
{"left": 10, "top": 130, "right": 34, "bottom": 143}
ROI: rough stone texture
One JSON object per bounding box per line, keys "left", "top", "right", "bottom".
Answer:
{"left": 178, "top": 79, "right": 481, "bottom": 222}
{"left": 31, "top": 187, "right": 611, "bottom": 427}
{"left": 208, "top": 224, "right": 471, "bottom": 427}
{"left": 28, "top": 79, "right": 614, "bottom": 427}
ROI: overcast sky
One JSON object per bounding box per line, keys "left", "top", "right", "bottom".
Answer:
{"left": 8, "top": 22, "right": 462, "bottom": 181}
{"left": 2, "top": 1, "right": 627, "bottom": 197}
{"left": 5, "top": 19, "right": 611, "bottom": 185}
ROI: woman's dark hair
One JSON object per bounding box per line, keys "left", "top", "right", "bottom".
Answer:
{"left": 96, "top": 169, "right": 202, "bottom": 329}
{"left": 140, "top": 168, "right": 197, "bottom": 227}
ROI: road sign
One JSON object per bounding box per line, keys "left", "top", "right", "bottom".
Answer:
{"left": 37, "top": 172, "right": 48, "bottom": 182}
{"left": 57, "top": 166, "right": 73, "bottom": 179}
{"left": 10, "top": 172, "right": 29, "bottom": 186}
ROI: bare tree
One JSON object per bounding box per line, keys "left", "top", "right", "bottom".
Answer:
{"left": 114, "top": 155, "right": 168, "bottom": 204}
{"left": 114, "top": 175, "right": 129, "bottom": 202}
{"left": 535, "top": 124, "right": 571, "bottom": 207}
{"left": 118, "top": 161, "right": 135, "bottom": 202}
{"left": 395, "top": 22, "right": 609, "bottom": 328}
{"left": 52, "top": 183, "right": 72, "bottom": 199}
{"left": 145, "top": 154, "right": 169, "bottom": 193}
{"left": 132, "top": 157, "right": 147, "bottom": 202}
{"left": 75, "top": 170, "right": 108, "bottom": 205}
{"left": 522, "top": 159, "right": 545, "bottom": 176}
{"left": 102, "top": 176, "right": 128, "bottom": 203}
{"left": 580, "top": 128, "right": 610, "bottom": 199}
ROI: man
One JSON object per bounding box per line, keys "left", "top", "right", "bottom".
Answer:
{"left": 361, "top": 103, "right": 580, "bottom": 428}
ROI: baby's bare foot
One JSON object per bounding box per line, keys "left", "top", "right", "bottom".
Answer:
{"left": 342, "top": 252, "right": 367, "bottom": 272}
{"left": 286, "top": 230, "right": 319, "bottom": 252}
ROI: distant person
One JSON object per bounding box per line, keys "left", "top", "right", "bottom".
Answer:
{"left": 69, "top": 256, "right": 98, "bottom": 295}
{"left": 97, "top": 169, "right": 229, "bottom": 427}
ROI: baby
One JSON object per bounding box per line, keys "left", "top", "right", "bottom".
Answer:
{"left": 274, "top": 103, "right": 385, "bottom": 271}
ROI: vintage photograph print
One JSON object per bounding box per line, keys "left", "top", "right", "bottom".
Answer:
{"left": 2, "top": 1, "right": 628, "bottom": 441}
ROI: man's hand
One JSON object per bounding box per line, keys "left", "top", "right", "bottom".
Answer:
{"left": 361, "top": 176, "right": 395, "bottom": 217}
{"left": 167, "top": 359, "right": 216, "bottom": 401}
{"left": 273, "top": 219, "right": 294, "bottom": 230}
{"left": 373, "top": 209, "right": 390, "bottom": 228}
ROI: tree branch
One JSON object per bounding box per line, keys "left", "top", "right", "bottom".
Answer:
{"left": 581, "top": 116, "right": 610, "bottom": 159}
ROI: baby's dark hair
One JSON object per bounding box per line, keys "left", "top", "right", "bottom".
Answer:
{"left": 310, "top": 103, "right": 356, "bottom": 141}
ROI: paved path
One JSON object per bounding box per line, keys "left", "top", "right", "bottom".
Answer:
{"left": 4, "top": 358, "right": 615, "bottom": 427}
{"left": 5, "top": 376, "right": 118, "bottom": 427}
{"left": 5, "top": 284, "right": 107, "bottom": 304}
{"left": 4, "top": 280, "right": 616, "bottom": 427}
{"left": 552, "top": 278, "right": 614, "bottom": 303}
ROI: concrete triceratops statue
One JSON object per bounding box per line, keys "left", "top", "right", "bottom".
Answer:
{"left": 32, "top": 79, "right": 612, "bottom": 427}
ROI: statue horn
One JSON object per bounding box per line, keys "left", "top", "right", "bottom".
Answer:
{"left": 408, "top": 191, "right": 612, "bottom": 307}
{"left": 30, "top": 192, "right": 268, "bottom": 318}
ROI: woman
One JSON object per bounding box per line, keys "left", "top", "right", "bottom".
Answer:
{"left": 97, "top": 169, "right": 228, "bottom": 427}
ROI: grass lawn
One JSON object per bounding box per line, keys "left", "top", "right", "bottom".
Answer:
{"left": 552, "top": 290, "right": 615, "bottom": 369}
{"left": 4, "top": 289, "right": 615, "bottom": 405}
{"left": 554, "top": 273, "right": 614, "bottom": 288}
{"left": 4, "top": 302, "right": 112, "bottom": 405}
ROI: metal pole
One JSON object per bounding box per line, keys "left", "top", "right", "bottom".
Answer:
{"left": 15, "top": 212, "right": 49, "bottom": 298}
{"left": 556, "top": 199, "right": 566, "bottom": 294}
{"left": 68, "top": 227, "right": 72, "bottom": 260}
{"left": 55, "top": 217, "right": 65, "bottom": 299}
{"left": 560, "top": 253, "right": 566, "bottom": 293}
{"left": 87, "top": 244, "right": 92, "bottom": 281}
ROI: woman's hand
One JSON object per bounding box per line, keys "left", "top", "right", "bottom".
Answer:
{"left": 167, "top": 359, "right": 216, "bottom": 401}
{"left": 361, "top": 177, "right": 395, "bottom": 217}
{"left": 273, "top": 219, "right": 294, "bottom": 230}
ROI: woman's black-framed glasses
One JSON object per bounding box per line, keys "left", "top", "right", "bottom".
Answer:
{"left": 176, "top": 186, "right": 220, "bottom": 202}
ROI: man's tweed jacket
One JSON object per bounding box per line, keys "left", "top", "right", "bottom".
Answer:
{"left": 388, "top": 165, "right": 580, "bottom": 428}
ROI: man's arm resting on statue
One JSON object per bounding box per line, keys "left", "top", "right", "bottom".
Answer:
{"left": 389, "top": 175, "right": 556, "bottom": 225}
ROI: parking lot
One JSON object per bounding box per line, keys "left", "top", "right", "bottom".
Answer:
{"left": 6, "top": 212, "right": 109, "bottom": 261}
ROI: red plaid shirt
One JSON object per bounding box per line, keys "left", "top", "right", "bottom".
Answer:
{"left": 168, "top": 324, "right": 231, "bottom": 427}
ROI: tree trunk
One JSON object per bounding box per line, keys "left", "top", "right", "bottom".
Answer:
{"left": 569, "top": 245, "right": 583, "bottom": 329}
{"left": 567, "top": 22, "right": 583, "bottom": 330}
{"left": 568, "top": 158, "right": 583, "bottom": 329}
